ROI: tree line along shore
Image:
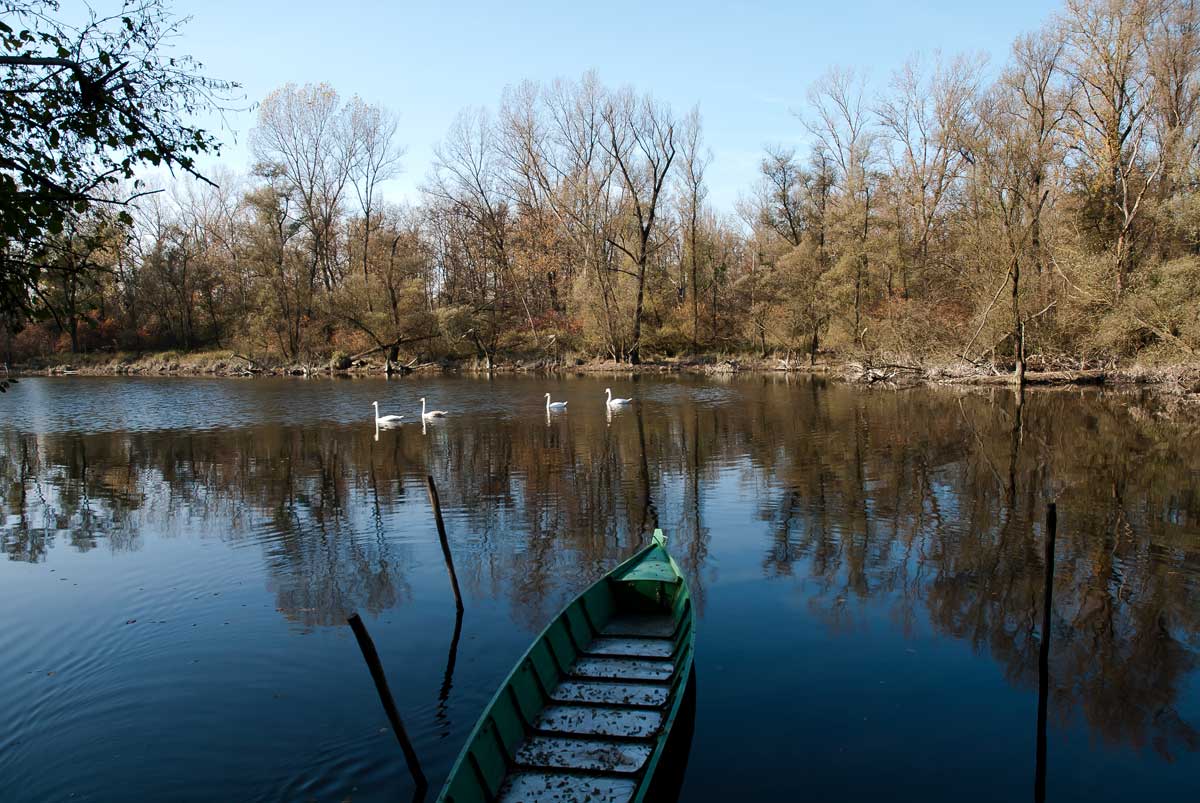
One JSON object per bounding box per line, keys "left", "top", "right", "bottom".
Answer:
{"left": 3, "top": 0, "right": 1200, "bottom": 394}
{"left": 12, "top": 347, "right": 1200, "bottom": 399}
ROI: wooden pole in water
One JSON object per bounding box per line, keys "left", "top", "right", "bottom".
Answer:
{"left": 426, "top": 475, "right": 465, "bottom": 614}
{"left": 1034, "top": 502, "right": 1057, "bottom": 803}
{"left": 346, "top": 613, "right": 428, "bottom": 793}
{"left": 438, "top": 605, "right": 464, "bottom": 711}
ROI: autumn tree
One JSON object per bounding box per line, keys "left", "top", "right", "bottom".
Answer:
{"left": 8, "top": 3, "right": 1200, "bottom": 372}
{"left": 969, "top": 32, "right": 1068, "bottom": 381}
{"left": 251, "top": 83, "right": 355, "bottom": 294}
{"left": 876, "top": 54, "right": 979, "bottom": 299}
{"left": 425, "top": 108, "right": 519, "bottom": 368}
{"left": 806, "top": 68, "right": 878, "bottom": 344}
{"left": 603, "top": 89, "right": 678, "bottom": 364}
{"left": 0, "top": 0, "right": 236, "bottom": 388}
{"left": 346, "top": 98, "right": 404, "bottom": 295}
{"left": 1061, "top": 0, "right": 1161, "bottom": 297}
{"left": 674, "top": 108, "right": 710, "bottom": 351}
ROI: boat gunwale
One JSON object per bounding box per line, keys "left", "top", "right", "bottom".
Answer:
{"left": 630, "top": 540, "right": 695, "bottom": 803}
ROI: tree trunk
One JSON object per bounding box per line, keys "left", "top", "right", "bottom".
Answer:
{"left": 1012, "top": 256, "right": 1025, "bottom": 386}
{"left": 1115, "top": 230, "right": 1127, "bottom": 300}
{"left": 630, "top": 257, "right": 646, "bottom": 365}
{"left": 711, "top": 278, "right": 717, "bottom": 344}
{"left": 691, "top": 224, "right": 699, "bottom": 352}
{"left": 855, "top": 184, "right": 871, "bottom": 340}
{"left": 853, "top": 270, "right": 862, "bottom": 338}
{"left": 363, "top": 214, "right": 373, "bottom": 312}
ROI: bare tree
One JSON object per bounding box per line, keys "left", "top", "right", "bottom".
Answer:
{"left": 13, "top": 5, "right": 1200, "bottom": 373}
{"left": 806, "top": 68, "right": 878, "bottom": 342}
{"left": 676, "top": 107, "right": 710, "bottom": 351}
{"left": 426, "top": 108, "right": 514, "bottom": 368}
{"left": 1062, "top": 0, "right": 1162, "bottom": 297}
{"left": 757, "top": 145, "right": 806, "bottom": 247}
{"left": 877, "top": 53, "right": 980, "bottom": 298}
{"left": 603, "top": 89, "right": 678, "bottom": 364}
{"left": 252, "top": 83, "right": 355, "bottom": 293}
{"left": 541, "top": 74, "right": 624, "bottom": 357}
{"left": 971, "top": 31, "right": 1069, "bottom": 383}
{"left": 1146, "top": 0, "right": 1200, "bottom": 256}
{"left": 346, "top": 98, "right": 405, "bottom": 296}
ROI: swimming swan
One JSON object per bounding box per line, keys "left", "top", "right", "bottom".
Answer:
{"left": 545, "top": 393, "right": 568, "bottom": 411}
{"left": 421, "top": 397, "right": 448, "bottom": 418}
{"left": 373, "top": 401, "right": 404, "bottom": 425}
{"left": 605, "top": 388, "right": 632, "bottom": 408}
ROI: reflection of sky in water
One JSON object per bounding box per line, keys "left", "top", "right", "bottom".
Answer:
{"left": 1, "top": 375, "right": 747, "bottom": 433}
{"left": 0, "top": 375, "right": 1197, "bottom": 802}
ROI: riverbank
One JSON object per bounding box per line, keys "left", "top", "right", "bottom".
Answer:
{"left": 9, "top": 348, "right": 1200, "bottom": 397}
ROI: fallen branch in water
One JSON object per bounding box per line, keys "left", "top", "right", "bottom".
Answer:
{"left": 961, "top": 369, "right": 1107, "bottom": 386}
{"left": 231, "top": 353, "right": 263, "bottom": 369}
{"left": 347, "top": 333, "right": 439, "bottom": 364}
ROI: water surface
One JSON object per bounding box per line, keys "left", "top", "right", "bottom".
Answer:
{"left": 1, "top": 375, "right": 1198, "bottom": 801}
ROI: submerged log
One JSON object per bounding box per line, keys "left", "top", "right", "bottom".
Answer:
{"left": 962, "top": 369, "right": 1106, "bottom": 386}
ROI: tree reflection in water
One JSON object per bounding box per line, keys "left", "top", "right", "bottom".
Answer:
{"left": 1, "top": 377, "right": 1198, "bottom": 763}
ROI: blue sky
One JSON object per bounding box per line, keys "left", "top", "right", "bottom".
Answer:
{"left": 161, "top": 0, "right": 1061, "bottom": 212}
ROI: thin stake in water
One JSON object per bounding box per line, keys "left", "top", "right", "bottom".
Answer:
{"left": 346, "top": 613, "right": 428, "bottom": 793}
{"left": 426, "top": 475, "right": 464, "bottom": 613}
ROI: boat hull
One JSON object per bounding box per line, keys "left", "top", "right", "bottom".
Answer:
{"left": 438, "top": 531, "right": 695, "bottom": 803}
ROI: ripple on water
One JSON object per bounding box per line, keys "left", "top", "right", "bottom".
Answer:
{"left": 1, "top": 375, "right": 1198, "bottom": 803}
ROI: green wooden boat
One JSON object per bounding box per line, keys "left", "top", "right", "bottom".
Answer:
{"left": 437, "top": 530, "right": 695, "bottom": 803}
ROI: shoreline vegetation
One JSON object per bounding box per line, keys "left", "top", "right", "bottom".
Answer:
{"left": 5, "top": 1, "right": 1200, "bottom": 403}
{"left": 13, "top": 347, "right": 1200, "bottom": 397}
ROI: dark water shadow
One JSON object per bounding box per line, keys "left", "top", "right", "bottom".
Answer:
{"left": 435, "top": 605, "right": 464, "bottom": 737}
{"left": 648, "top": 669, "right": 698, "bottom": 803}
{"left": 1034, "top": 504, "right": 1056, "bottom": 803}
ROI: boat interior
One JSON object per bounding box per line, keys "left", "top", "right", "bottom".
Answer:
{"left": 441, "top": 542, "right": 694, "bottom": 803}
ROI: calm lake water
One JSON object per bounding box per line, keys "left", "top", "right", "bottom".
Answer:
{"left": 1, "top": 375, "right": 1198, "bottom": 802}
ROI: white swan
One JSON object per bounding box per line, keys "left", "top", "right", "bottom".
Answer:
{"left": 421, "top": 397, "right": 448, "bottom": 418}
{"left": 605, "top": 388, "right": 632, "bottom": 408}
{"left": 373, "top": 401, "right": 404, "bottom": 425}
{"left": 545, "top": 393, "right": 568, "bottom": 411}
